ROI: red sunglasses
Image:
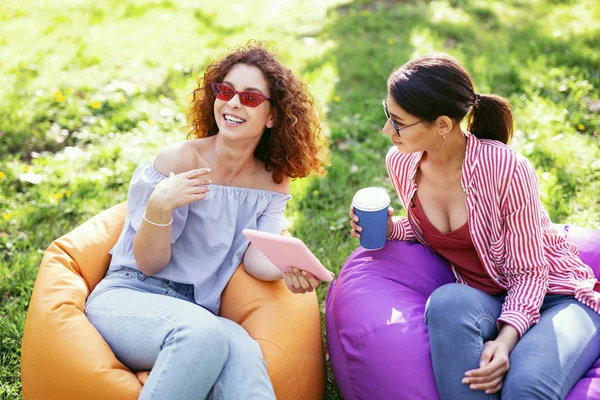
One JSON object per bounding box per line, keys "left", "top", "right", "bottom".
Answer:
{"left": 211, "top": 83, "right": 271, "bottom": 107}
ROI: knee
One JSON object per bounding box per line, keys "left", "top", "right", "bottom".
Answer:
{"left": 176, "top": 315, "right": 229, "bottom": 356}
{"left": 502, "top": 369, "right": 552, "bottom": 400}
{"left": 425, "top": 283, "right": 475, "bottom": 327}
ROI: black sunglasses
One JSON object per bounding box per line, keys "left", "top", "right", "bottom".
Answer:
{"left": 382, "top": 100, "right": 425, "bottom": 137}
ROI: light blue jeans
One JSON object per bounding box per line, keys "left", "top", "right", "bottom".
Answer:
{"left": 84, "top": 267, "right": 276, "bottom": 400}
{"left": 425, "top": 283, "right": 600, "bottom": 400}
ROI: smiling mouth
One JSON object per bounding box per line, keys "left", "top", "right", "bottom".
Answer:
{"left": 223, "top": 114, "right": 246, "bottom": 124}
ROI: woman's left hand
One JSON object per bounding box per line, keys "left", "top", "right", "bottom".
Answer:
{"left": 283, "top": 267, "right": 322, "bottom": 294}
{"left": 462, "top": 339, "right": 511, "bottom": 394}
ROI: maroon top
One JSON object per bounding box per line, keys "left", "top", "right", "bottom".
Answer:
{"left": 411, "top": 192, "right": 505, "bottom": 295}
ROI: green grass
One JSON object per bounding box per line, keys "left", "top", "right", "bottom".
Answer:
{"left": 1, "top": 0, "right": 599, "bottom": 398}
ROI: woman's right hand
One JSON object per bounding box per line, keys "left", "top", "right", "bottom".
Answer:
{"left": 349, "top": 205, "right": 394, "bottom": 238}
{"left": 148, "top": 168, "right": 212, "bottom": 213}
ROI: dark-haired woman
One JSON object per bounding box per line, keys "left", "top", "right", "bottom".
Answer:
{"left": 84, "top": 43, "right": 329, "bottom": 399}
{"left": 349, "top": 53, "right": 600, "bottom": 399}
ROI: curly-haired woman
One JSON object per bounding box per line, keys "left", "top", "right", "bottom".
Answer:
{"left": 84, "top": 42, "right": 329, "bottom": 399}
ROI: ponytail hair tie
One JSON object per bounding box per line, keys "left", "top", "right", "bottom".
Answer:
{"left": 473, "top": 92, "right": 481, "bottom": 108}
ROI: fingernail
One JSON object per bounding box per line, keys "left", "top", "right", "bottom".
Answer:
{"left": 354, "top": 217, "right": 358, "bottom": 222}
{"left": 208, "top": 179, "right": 212, "bottom": 184}
{"left": 462, "top": 379, "right": 468, "bottom": 384}
{"left": 301, "top": 271, "right": 307, "bottom": 275}
{"left": 485, "top": 390, "right": 491, "bottom": 394}
{"left": 358, "top": 227, "right": 362, "bottom": 232}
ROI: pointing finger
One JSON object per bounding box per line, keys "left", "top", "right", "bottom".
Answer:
{"left": 186, "top": 168, "right": 212, "bottom": 178}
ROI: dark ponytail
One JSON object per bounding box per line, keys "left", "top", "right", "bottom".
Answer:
{"left": 388, "top": 53, "right": 513, "bottom": 144}
{"left": 466, "top": 94, "right": 513, "bottom": 144}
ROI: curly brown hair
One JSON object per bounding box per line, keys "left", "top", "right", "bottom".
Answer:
{"left": 187, "top": 41, "right": 329, "bottom": 184}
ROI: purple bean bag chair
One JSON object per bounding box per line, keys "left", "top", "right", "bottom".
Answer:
{"left": 326, "top": 225, "right": 600, "bottom": 400}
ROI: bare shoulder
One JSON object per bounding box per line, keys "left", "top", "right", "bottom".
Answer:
{"left": 153, "top": 140, "right": 199, "bottom": 176}
{"left": 254, "top": 163, "right": 290, "bottom": 195}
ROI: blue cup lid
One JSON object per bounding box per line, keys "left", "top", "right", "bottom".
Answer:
{"left": 352, "top": 187, "right": 390, "bottom": 211}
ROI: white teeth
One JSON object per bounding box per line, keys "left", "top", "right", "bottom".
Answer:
{"left": 224, "top": 114, "right": 244, "bottom": 124}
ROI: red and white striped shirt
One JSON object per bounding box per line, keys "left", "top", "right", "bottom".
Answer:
{"left": 386, "top": 131, "right": 599, "bottom": 337}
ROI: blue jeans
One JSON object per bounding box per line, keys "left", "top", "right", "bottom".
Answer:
{"left": 425, "top": 283, "right": 600, "bottom": 400}
{"left": 84, "top": 267, "right": 276, "bottom": 400}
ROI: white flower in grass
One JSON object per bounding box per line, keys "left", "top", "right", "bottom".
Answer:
{"left": 18, "top": 172, "right": 44, "bottom": 185}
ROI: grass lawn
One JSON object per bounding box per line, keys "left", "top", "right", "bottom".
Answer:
{"left": 1, "top": 0, "right": 599, "bottom": 398}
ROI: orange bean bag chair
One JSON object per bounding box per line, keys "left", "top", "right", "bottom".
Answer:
{"left": 21, "top": 203, "right": 325, "bottom": 400}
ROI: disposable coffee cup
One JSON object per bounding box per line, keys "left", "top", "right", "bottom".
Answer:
{"left": 352, "top": 187, "right": 391, "bottom": 250}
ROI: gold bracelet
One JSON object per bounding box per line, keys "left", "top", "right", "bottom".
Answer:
{"left": 143, "top": 211, "right": 173, "bottom": 227}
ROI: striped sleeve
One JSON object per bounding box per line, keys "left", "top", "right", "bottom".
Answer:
{"left": 387, "top": 216, "right": 415, "bottom": 241}
{"left": 497, "top": 156, "right": 549, "bottom": 337}
{"left": 385, "top": 147, "right": 417, "bottom": 242}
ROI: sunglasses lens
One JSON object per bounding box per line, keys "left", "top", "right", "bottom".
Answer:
{"left": 240, "top": 92, "right": 267, "bottom": 107}
{"left": 211, "top": 83, "right": 268, "bottom": 107}
{"left": 212, "top": 83, "right": 235, "bottom": 100}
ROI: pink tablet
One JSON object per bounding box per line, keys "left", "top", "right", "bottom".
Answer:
{"left": 242, "top": 229, "right": 334, "bottom": 282}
